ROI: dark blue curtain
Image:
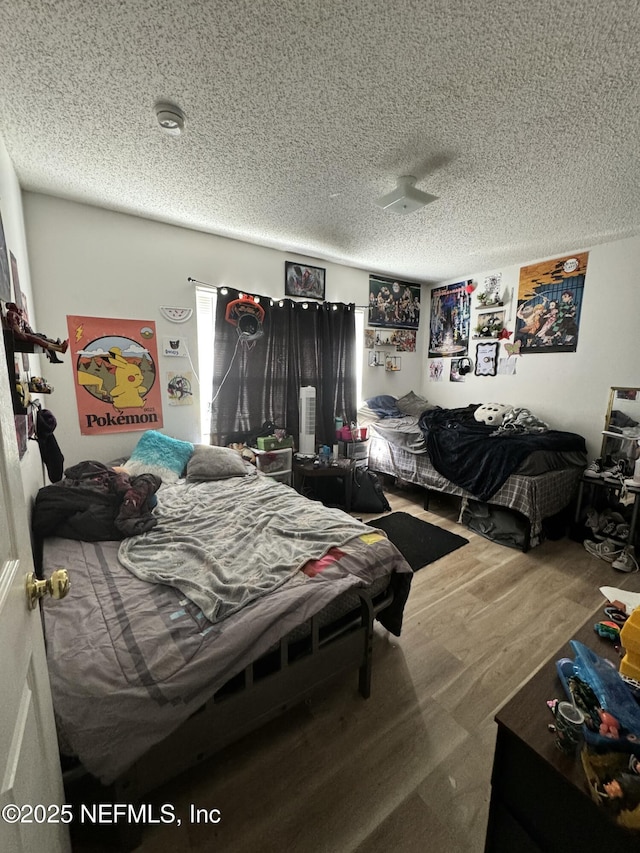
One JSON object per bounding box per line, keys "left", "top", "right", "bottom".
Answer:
{"left": 209, "top": 289, "right": 356, "bottom": 448}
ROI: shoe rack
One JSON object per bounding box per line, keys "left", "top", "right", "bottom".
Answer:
{"left": 575, "top": 474, "right": 640, "bottom": 550}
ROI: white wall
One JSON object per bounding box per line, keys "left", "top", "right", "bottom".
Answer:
{"left": 22, "top": 191, "right": 639, "bottom": 467}
{"left": 421, "top": 238, "right": 640, "bottom": 458}
{"left": 22, "top": 193, "right": 424, "bottom": 466}
{"left": 0, "top": 137, "right": 46, "bottom": 499}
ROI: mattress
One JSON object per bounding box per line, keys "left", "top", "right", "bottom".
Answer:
{"left": 368, "top": 432, "right": 583, "bottom": 546}
{"left": 42, "top": 506, "right": 411, "bottom": 784}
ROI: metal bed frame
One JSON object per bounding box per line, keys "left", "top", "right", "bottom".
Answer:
{"left": 65, "top": 583, "right": 395, "bottom": 850}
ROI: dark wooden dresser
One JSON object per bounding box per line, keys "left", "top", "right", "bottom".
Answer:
{"left": 485, "top": 590, "right": 640, "bottom": 852}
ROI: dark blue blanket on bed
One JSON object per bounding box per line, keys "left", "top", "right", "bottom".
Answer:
{"left": 418, "top": 406, "right": 587, "bottom": 501}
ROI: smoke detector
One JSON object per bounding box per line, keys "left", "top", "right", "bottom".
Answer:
{"left": 375, "top": 175, "right": 437, "bottom": 215}
{"left": 155, "top": 102, "right": 185, "bottom": 136}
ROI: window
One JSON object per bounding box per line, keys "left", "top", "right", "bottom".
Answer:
{"left": 196, "top": 286, "right": 217, "bottom": 443}
{"left": 196, "top": 287, "right": 366, "bottom": 444}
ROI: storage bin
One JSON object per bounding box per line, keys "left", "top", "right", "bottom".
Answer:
{"left": 265, "top": 470, "right": 292, "bottom": 486}
{"left": 253, "top": 447, "right": 293, "bottom": 474}
{"left": 336, "top": 426, "right": 368, "bottom": 441}
{"left": 256, "top": 435, "right": 294, "bottom": 451}
{"left": 339, "top": 439, "right": 369, "bottom": 462}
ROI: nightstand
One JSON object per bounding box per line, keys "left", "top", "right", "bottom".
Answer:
{"left": 293, "top": 457, "right": 355, "bottom": 511}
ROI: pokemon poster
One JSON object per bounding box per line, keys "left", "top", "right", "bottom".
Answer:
{"left": 67, "top": 315, "right": 163, "bottom": 435}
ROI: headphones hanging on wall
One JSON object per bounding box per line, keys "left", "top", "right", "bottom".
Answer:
{"left": 458, "top": 357, "right": 473, "bottom": 375}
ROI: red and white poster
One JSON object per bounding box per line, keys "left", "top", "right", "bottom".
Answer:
{"left": 67, "top": 315, "right": 163, "bottom": 436}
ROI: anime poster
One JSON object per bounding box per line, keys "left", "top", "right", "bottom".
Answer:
{"left": 67, "top": 315, "right": 163, "bottom": 435}
{"left": 167, "top": 371, "right": 194, "bottom": 405}
{"left": 428, "top": 281, "right": 471, "bottom": 357}
{"left": 514, "top": 252, "right": 588, "bottom": 354}
{"left": 0, "top": 208, "right": 10, "bottom": 303}
{"left": 391, "top": 329, "right": 417, "bottom": 351}
{"left": 368, "top": 276, "right": 421, "bottom": 329}
{"left": 14, "top": 414, "right": 27, "bottom": 459}
{"left": 450, "top": 358, "right": 466, "bottom": 382}
{"left": 429, "top": 359, "right": 444, "bottom": 381}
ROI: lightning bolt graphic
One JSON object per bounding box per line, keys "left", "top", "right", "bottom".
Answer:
{"left": 75, "top": 324, "right": 84, "bottom": 343}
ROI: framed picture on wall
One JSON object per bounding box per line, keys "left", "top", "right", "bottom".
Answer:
{"left": 368, "top": 276, "right": 421, "bottom": 329}
{"left": 285, "top": 262, "right": 325, "bottom": 300}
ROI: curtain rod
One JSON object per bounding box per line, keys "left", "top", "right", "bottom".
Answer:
{"left": 188, "top": 277, "right": 367, "bottom": 308}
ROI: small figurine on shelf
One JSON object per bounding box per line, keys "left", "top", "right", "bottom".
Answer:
{"left": 2, "top": 302, "right": 69, "bottom": 362}
{"left": 28, "top": 376, "right": 54, "bottom": 394}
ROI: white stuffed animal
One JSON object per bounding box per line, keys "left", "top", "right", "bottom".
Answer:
{"left": 474, "top": 403, "right": 514, "bottom": 426}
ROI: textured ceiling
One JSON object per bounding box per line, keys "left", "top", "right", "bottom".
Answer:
{"left": 1, "top": 0, "right": 639, "bottom": 284}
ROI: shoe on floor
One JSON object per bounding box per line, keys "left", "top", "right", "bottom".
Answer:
{"left": 603, "top": 460, "right": 629, "bottom": 484}
{"left": 616, "top": 523, "right": 631, "bottom": 540}
{"left": 585, "top": 508, "right": 600, "bottom": 532}
{"left": 598, "top": 511, "right": 626, "bottom": 537}
{"left": 584, "top": 538, "right": 624, "bottom": 563}
{"left": 612, "top": 547, "right": 639, "bottom": 573}
{"left": 584, "top": 459, "right": 605, "bottom": 478}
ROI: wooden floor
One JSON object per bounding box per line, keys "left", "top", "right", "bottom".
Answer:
{"left": 76, "top": 483, "right": 627, "bottom": 853}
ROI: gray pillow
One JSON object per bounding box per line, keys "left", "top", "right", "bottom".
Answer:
{"left": 395, "top": 390, "right": 431, "bottom": 417}
{"left": 186, "top": 444, "right": 248, "bottom": 481}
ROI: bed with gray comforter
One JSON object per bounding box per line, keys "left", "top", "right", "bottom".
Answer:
{"left": 42, "top": 474, "right": 411, "bottom": 786}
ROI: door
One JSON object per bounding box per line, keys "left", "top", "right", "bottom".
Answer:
{"left": 0, "top": 331, "right": 70, "bottom": 852}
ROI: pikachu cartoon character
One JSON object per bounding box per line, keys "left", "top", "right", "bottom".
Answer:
{"left": 108, "top": 347, "right": 147, "bottom": 410}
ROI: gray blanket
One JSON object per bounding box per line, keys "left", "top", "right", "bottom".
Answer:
{"left": 43, "top": 517, "right": 410, "bottom": 783}
{"left": 118, "top": 476, "right": 375, "bottom": 622}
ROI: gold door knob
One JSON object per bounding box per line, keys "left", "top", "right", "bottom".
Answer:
{"left": 26, "top": 569, "right": 70, "bottom": 610}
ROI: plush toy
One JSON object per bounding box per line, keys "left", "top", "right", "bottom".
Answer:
{"left": 473, "top": 403, "right": 514, "bottom": 426}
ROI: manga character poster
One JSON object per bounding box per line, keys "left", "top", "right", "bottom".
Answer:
{"left": 0, "top": 208, "right": 11, "bottom": 303}
{"left": 514, "top": 252, "right": 588, "bottom": 354}
{"left": 67, "top": 315, "right": 163, "bottom": 435}
{"left": 167, "top": 371, "right": 194, "bottom": 406}
{"left": 428, "top": 281, "right": 471, "bottom": 357}
{"left": 368, "top": 276, "right": 421, "bottom": 329}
